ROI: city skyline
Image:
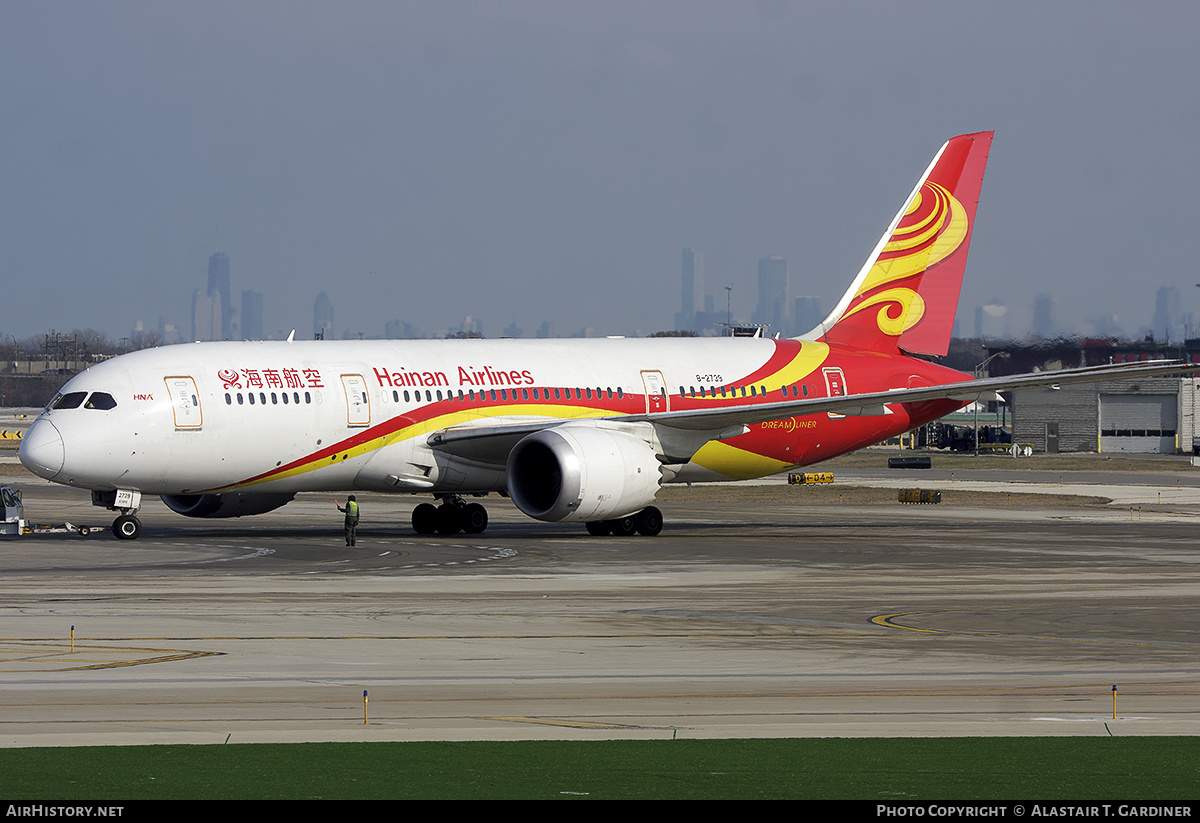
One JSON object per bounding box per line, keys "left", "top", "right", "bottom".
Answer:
{"left": 5, "top": 5, "right": 1200, "bottom": 345}
{"left": 66, "top": 246, "right": 1200, "bottom": 346}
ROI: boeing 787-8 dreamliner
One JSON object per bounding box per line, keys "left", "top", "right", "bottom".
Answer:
{"left": 19, "top": 132, "right": 1188, "bottom": 539}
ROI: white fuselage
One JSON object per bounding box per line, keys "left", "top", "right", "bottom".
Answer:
{"left": 21, "top": 336, "right": 921, "bottom": 498}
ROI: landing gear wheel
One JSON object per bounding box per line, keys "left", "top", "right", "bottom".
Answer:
{"left": 585, "top": 520, "right": 611, "bottom": 536}
{"left": 462, "top": 503, "right": 488, "bottom": 534}
{"left": 635, "top": 506, "right": 663, "bottom": 536}
{"left": 436, "top": 504, "right": 463, "bottom": 535}
{"left": 112, "top": 514, "right": 142, "bottom": 540}
{"left": 412, "top": 503, "right": 438, "bottom": 535}
{"left": 609, "top": 516, "right": 638, "bottom": 537}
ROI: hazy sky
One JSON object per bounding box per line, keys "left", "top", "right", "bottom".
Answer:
{"left": 4, "top": 2, "right": 1199, "bottom": 341}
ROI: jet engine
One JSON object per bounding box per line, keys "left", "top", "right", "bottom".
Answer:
{"left": 506, "top": 425, "right": 662, "bottom": 522}
{"left": 160, "top": 492, "right": 296, "bottom": 518}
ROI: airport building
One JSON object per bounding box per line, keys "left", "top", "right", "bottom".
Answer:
{"left": 1010, "top": 376, "right": 1200, "bottom": 454}
{"left": 990, "top": 339, "right": 1200, "bottom": 454}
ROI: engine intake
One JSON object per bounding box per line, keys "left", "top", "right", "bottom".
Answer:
{"left": 506, "top": 425, "right": 661, "bottom": 522}
{"left": 160, "top": 492, "right": 296, "bottom": 518}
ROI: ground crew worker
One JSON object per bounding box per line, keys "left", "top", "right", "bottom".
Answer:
{"left": 337, "top": 495, "right": 360, "bottom": 546}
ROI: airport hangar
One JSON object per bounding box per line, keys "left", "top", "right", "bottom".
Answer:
{"left": 1008, "top": 375, "right": 1200, "bottom": 455}
{"left": 980, "top": 340, "right": 1200, "bottom": 455}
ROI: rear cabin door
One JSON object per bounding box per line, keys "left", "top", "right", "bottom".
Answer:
{"left": 640, "top": 370, "right": 669, "bottom": 414}
{"left": 822, "top": 367, "right": 847, "bottom": 419}
{"left": 164, "top": 376, "right": 203, "bottom": 429}
{"left": 341, "top": 374, "right": 371, "bottom": 427}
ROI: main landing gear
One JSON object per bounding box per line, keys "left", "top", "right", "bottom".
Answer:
{"left": 585, "top": 506, "right": 663, "bottom": 537}
{"left": 411, "top": 496, "right": 489, "bottom": 536}
{"left": 408, "top": 498, "right": 664, "bottom": 537}
{"left": 92, "top": 489, "right": 143, "bottom": 540}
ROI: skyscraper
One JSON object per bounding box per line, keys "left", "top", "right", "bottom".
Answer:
{"left": 158, "top": 316, "right": 180, "bottom": 345}
{"left": 314, "top": 292, "right": 333, "bottom": 339}
{"left": 207, "top": 253, "right": 233, "bottom": 340}
{"left": 675, "top": 247, "right": 704, "bottom": 332}
{"left": 191, "top": 288, "right": 219, "bottom": 342}
{"left": 753, "top": 255, "right": 788, "bottom": 332}
{"left": 792, "top": 296, "right": 823, "bottom": 338}
{"left": 1032, "top": 293, "right": 1055, "bottom": 338}
{"left": 241, "top": 290, "right": 264, "bottom": 340}
{"left": 385, "top": 319, "right": 414, "bottom": 339}
{"left": 1152, "top": 286, "right": 1182, "bottom": 342}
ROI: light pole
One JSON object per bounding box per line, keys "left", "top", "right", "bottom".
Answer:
{"left": 973, "top": 350, "right": 1010, "bottom": 457}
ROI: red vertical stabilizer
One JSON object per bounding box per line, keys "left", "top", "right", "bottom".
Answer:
{"left": 815, "top": 131, "right": 993, "bottom": 356}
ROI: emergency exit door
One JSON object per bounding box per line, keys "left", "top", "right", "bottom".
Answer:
{"left": 640, "top": 370, "right": 669, "bottom": 413}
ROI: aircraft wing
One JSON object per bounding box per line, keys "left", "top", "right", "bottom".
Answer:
{"left": 427, "top": 360, "right": 1193, "bottom": 461}
{"left": 427, "top": 419, "right": 561, "bottom": 465}
{"left": 625, "top": 360, "right": 1195, "bottom": 431}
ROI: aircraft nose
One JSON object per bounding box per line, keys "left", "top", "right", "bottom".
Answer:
{"left": 18, "top": 419, "right": 64, "bottom": 480}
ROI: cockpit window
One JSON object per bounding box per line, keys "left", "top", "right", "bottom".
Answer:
{"left": 85, "top": 392, "right": 117, "bottom": 410}
{"left": 51, "top": 392, "right": 87, "bottom": 410}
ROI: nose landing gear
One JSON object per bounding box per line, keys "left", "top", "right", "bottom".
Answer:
{"left": 92, "top": 489, "right": 144, "bottom": 540}
{"left": 112, "top": 513, "right": 142, "bottom": 540}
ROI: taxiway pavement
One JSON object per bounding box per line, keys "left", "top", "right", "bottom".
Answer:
{"left": 1, "top": 468, "right": 1199, "bottom": 747}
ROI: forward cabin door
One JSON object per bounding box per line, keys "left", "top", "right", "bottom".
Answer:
{"left": 164, "top": 376, "right": 203, "bottom": 429}
{"left": 341, "top": 374, "right": 371, "bottom": 427}
{"left": 640, "top": 370, "right": 669, "bottom": 414}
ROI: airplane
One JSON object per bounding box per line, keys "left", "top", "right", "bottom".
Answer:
{"left": 17, "top": 131, "right": 1192, "bottom": 540}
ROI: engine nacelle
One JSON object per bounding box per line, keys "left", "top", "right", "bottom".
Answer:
{"left": 160, "top": 492, "right": 296, "bottom": 518}
{"left": 506, "top": 425, "right": 662, "bottom": 522}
